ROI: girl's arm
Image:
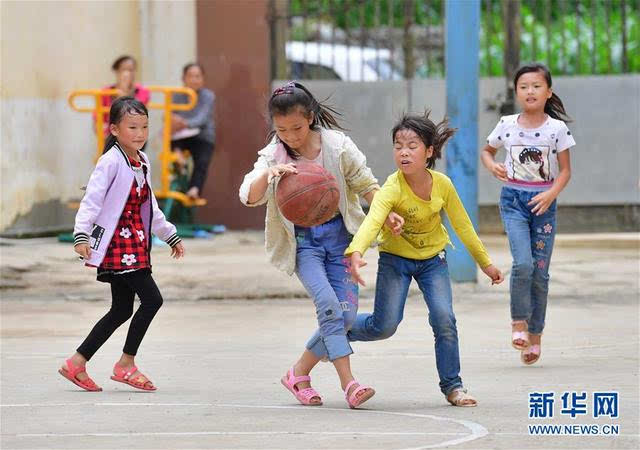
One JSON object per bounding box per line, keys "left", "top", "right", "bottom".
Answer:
{"left": 150, "top": 189, "right": 181, "bottom": 248}
{"left": 362, "top": 188, "right": 404, "bottom": 235}
{"left": 73, "top": 157, "right": 115, "bottom": 248}
{"left": 345, "top": 185, "right": 396, "bottom": 286}
{"left": 443, "top": 183, "right": 504, "bottom": 283}
{"left": 239, "top": 154, "right": 297, "bottom": 206}
{"left": 345, "top": 184, "right": 395, "bottom": 257}
{"left": 239, "top": 155, "right": 270, "bottom": 206}
{"left": 362, "top": 189, "right": 376, "bottom": 205}
{"left": 443, "top": 178, "right": 492, "bottom": 268}
{"left": 480, "top": 144, "right": 508, "bottom": 182}
{"left": 342, "top": 137, "right": 379, "bottom": 197}
{"left": 528, "top": 149, "right": 571, "bottom": 216}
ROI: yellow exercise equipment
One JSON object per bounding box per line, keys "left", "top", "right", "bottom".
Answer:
{"left": 67, "top": 86, "right": 205, "bottom": 208}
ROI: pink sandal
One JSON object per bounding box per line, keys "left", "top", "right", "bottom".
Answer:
{"left": 344, "top": 380, "right": 375, "bottom": 409}
{"left": 58, "top": 358, "right": 102, "bottom": 392}
{"left": 511, "top": 320, "right": 530, "bottom": 350}
{"left": 110, "top": 363, "right": 156, "bottom": 391}
{"left": 521, "top": 344, "right": 541, "bottom": 365}
{"left": 280, "top": 367, "right": 322, "bottom": 406}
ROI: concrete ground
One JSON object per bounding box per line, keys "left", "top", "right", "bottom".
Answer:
{"left": 1, "top": 232, "right": 638, "bottom": 449}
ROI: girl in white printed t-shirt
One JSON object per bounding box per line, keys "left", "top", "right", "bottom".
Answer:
{"left": 480, "top": 63, "right": 576, "bottom": 366}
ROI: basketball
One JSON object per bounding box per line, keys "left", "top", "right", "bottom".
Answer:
{"left": 276, "top": 162, "right": 340, "bottom": 227}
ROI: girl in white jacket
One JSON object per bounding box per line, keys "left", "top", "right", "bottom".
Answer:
{"left": 239, "top": 82, "right": 402, "bottom": 408}
{"left": 59, "top": 97, "right": 184, "bottom": 392}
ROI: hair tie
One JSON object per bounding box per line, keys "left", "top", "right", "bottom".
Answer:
{"left": 272, "top": 81, "right": 295, "bottom": 97}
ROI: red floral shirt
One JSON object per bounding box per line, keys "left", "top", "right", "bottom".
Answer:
{"left": 99, "top": 158, "right": 150, "bottom": 271}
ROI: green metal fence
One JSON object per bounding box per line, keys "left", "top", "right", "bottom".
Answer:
{"left": 270, "top": 0, "right": 639, "bottom": 80}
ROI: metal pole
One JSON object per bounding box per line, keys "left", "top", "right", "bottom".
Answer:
{"left": 445, "top": 0, "right": 480, "bottom": 282}
{"left": 270, "top": 0, "right": 289, "bottom": 81}
{"left": 403, "top": 0, "right": 415, "bottom": 110}
{"left": 501, "top": 0, "right": 520, "bottom": 114}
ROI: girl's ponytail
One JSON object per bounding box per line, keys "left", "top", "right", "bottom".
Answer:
{"left": 291, "top": 82, "right": 344, "bottom": 131}
{"left": 432, "top": 116, "right": 457, "bottom": 163}
{"left": 544, "top": 92, "right": 571, "bottom": 123}
{"left": 102, "top": 134, "right": 117, "bottom": 154}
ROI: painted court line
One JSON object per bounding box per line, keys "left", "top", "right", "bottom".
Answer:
{"left": 2, "top": 402, "right": 488, "bottom": 449}
{"left": 15, "top": 431, "right": 467, "bottom": 437}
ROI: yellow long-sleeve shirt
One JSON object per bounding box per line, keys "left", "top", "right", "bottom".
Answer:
{"left": 345, "top": 169, "right": 492, "bottom": 268}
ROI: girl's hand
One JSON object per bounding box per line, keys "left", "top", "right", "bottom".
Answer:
{"left": 528, "top": 190, "right": 556, "bottom": 216}
{"left": 74, "top": 243, "right": 91, "bottom": 259}
{"left": 348, "top": 252, "right": 367, "bottom": 286}
{"left": 384, "top": 212, "right": 404, "bottom": 236}
{"left": 266, "top": 163, "right": 297, "bottom": 183}
{"left": 171, "top": 242, "right": 185, "bottom": 259}
{"left": 490, "top": 162, "right": 508, "bottom": 182}
{"left": 482, "top": 264, "right": 504, "bottom": 285}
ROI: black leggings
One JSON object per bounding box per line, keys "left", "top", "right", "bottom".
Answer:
{"left": 171, "top": 136, "right": 214, "bottom": 192}
{"left": 77, "top": 270, "right": 163, "bottom": 360}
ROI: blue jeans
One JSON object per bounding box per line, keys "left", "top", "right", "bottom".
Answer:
{"left": 348, "top": 251, "right": 462, "bottom": 395}
{"left": 499, "top": 186, "right": 557, "bottom": 335}
{"left": 295, "top": 216, "right": 359, "bottom": 361}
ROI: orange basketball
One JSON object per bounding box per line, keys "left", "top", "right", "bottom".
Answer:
{"left": 276, "top": 162, "right": 340, "bottom": 227}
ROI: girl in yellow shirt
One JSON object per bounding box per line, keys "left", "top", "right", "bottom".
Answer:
{"left": 346, "top": 111, "right": 504, "bottom": 407}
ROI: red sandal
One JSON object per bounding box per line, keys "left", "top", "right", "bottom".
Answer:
{"left": 111, "top": 363, "right": 157, "bottom": 391}
{"left": 58, "top": 358, "right": 102, "bottom": 392}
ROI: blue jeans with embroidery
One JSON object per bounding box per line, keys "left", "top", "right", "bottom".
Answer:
{"left": 295, "top": 216, "right": 359, "bottom": 361}
{"left": 499, "top": 186, "right": 557, "bottom": 335}
{"left": 348, "top": 251, "right": 463, "bottom": 395}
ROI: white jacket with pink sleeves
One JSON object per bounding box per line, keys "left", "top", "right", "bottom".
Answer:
{"left": 73, "top": 143, "right": 181, "bottom": 267}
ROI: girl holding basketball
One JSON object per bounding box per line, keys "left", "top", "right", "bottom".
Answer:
{"left": 346, "top": 111, "right": 504, "bottom": 407}
{"left": 481, "top": 63, "right": 575, "bottom": 365}
{"left": 239, "top": 81, "right": 402, "bottom": 409}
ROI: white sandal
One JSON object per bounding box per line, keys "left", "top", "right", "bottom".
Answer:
{"left": 446, "top": 388, "right": 477, "bottom": 407}
{"left": 521, "top": 334, "right": 542, "bottom": 365}
{"left": 511, "top": 320, "right": 530, "bottom": 350}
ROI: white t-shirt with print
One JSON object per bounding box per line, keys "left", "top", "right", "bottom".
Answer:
{"left": 487, "top": 114, "right": 576, "bottom": 191}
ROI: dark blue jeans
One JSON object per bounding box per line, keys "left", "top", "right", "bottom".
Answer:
{"left": 499, "top": 186, "right": 557, "bottom": 334}
{"left": 347, "top": 251, "right": 463, "bottom": 395}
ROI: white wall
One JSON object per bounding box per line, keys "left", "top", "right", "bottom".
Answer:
{"left": 288, "top": 75, "right": 640, "bottom": 206}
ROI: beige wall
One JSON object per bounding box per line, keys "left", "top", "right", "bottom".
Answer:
{"left": 139, "top": 0, "right": 197, "bottom": 85}
{"left": 1, "top": 0, "right": 196, "bottom": 233}
{"left": 1, "top": 1, "right": 141, "bottom": 98}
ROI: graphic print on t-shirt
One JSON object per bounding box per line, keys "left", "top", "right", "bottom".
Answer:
{"left": 509, "top": 144, "right": 551, "bottom": 183}
{"left": 398, "top": 204, "right": 442, "bottom": 250}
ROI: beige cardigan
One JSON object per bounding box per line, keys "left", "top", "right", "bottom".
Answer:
{"left": 239, "top": 128, "right": 379, "bottom": 275}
